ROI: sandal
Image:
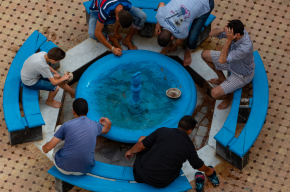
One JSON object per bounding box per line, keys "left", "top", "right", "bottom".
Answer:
{"left": 195, "top": 172, "right": 205, "bottom": 192}
{"left": 207, "top": 166, "right": 219, "bottom": 186}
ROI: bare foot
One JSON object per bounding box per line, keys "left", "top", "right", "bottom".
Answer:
{"left": 217, "top": 98, "right": 232, "bottom": 110}
{"left": 114, "top": 33, "right": 122, "bottom": 41}
{"left": 209, "top": 78, "right": 225, "bottom": 85}
{"left": 46, "top": 100, "right": 62, "bottom": 108}
{"left": 160, "top": 47, "right": 169, "bottom": 54}
{"left": 183, "top": 49, "right": 192, "bottom": 66}
{"left": 122, "top": 39, "right": 137, "bottom": 50}
{"left": 109, "top": 36, "right": 122, "bottom": 50}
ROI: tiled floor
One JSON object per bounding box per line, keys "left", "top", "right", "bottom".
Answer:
{"left": 0, "top": 0, "right": 289, "bottom": 191}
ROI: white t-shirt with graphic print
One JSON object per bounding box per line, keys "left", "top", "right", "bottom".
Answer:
{"left": 156, "top": 0, "right": 210, "bottom": 39}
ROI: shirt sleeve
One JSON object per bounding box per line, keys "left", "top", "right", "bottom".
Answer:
{"left": 98, "top": 9, "right": 108, "bottom": 23}
{"left": 217, "top": 31, "right": 226, "bottom": 39}
{"left": 142, "top": 128, "right": 161, "bottom": 148}
{"left": 226, "top": 48, "right": 249, "bottom": 63}
{"left": 95, "top": 122, "right": 103, "bottom": 136}
{"left": 38, "top": 65, "right": 53, "bottom": 79}
{"left": 187, "top": 144, "right": 204, "bottom": 169}
{"left": 54, "top": 124, "right": 66, "bottom": 140}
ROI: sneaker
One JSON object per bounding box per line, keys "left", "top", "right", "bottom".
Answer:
{"left": 195, "top": 172, "right": 205, "bottom": 192}
{"left": 207, "top": 166, "right": 219, "bottom": 186}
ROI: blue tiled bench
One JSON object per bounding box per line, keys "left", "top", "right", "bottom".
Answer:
{"left": 48, "top": 161, "right": 192, "bottom": 192}
{"left": 83, "top": 0, "right": 216, "bottom": 40}
{"left": 3, "top": 30, "right": 58, "bottom": 145}
{"left": 214, "top": 51, "right": 269, "bottom": 170}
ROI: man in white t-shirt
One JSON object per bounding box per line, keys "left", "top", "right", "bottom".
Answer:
{"left": 155, "top": 0, "right": 214, "bottom": 66}
{"left": 21, "top": 47, "right": 75, "bottom": 108}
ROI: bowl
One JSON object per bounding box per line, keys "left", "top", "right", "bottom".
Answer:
{"left": 166, "top": 88, "right": 181, "bottom": 99}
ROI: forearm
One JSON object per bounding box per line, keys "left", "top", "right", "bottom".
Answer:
{"left": 95, "top": 32, "right": 113, "bottom": 50}
{"left": 42, "top": 144, "right": 51, "bottom": 153}
{"left": 49, "top": 66, "right": 57, "bottom": 74}
{"left": 50, "top": 76, "right": 66, "bottom": 85}
{"left": 218, "top": 39, "right": 231, "bottom": 64}
{"left": 114, "top": 20, "right": 120, "bottom": 35}
{"left": 209, "top": 28, "right": 224, "bottom": 37}
{"left": 102, "top": 122, "right": 112, "bottom": 134}
{"left": 129, "top": 142, "right": 145, "bottom": 154}
{"left": 157, "top": 2, "right": 165, "bottom": 9}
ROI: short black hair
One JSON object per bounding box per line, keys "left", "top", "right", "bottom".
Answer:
{"left": 73, "top": 98, "right": 88, "bottom": 116}
{"left": 47, "top": 47, "right": 66, "bottom": 61}
{"left": 118, "top": 9, "right": 133, "bottom": 28}
{"left": 178, "top": 115, "right": 197, "bottom": 131}
{"left": 157, "top": 29, "right": 172, "bottom": 47}
{"left": 227, "top": 20, "right": 244, "bottom": 36}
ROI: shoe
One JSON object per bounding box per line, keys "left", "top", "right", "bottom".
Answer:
{"left": 195, "top": 172, "right": 205, "bottom": 192}
{"left": 207, "top": 166, "right": 219, "bottom": 186}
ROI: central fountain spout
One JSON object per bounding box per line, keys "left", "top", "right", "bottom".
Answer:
{"left": 129, "top": 72, "right": 145, "bottom": 115}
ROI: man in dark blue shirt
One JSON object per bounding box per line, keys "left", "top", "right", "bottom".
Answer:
{"left": 88, "top": 0, "right": 147, "bottom": 56}
{"left": 42, "top": 98, "right": 112, "bottom": 175}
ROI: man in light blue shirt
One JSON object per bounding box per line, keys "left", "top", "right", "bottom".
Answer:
{"left": 42, "top": 98, "right": 112, "bottom": 175}
{"left": 201, "top": 20, "right": 255, "bottom": 110}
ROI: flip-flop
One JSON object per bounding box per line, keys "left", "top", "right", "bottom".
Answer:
{"left": 195, "top": 172, "right": 205, "bottom": 192}
{"left": 207, "top": 166, "right": 219, "bottom": 186}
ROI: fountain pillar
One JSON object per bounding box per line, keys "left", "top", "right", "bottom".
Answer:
{"left": 130, "top": 72, "right": 145, "bottom": 115}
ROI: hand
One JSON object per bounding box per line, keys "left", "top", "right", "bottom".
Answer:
{"left": 223, "top": 22, "right": 229, "bottom": 32}
{"left": 112, "top": 47, "right": 122, "bottom": 56}
{"left": 125, "top": 150, "right": 134, "bottom": 159}
{"left": 54, "top": 73, "right": 61, "bottom": 79}
{"left": 99, "top": 117, "right": 111, "bottom": 126}
{"left": 225, "top": 27, "right": 237, "bottom": 42}
{"left": 205, "top": 167, "right": 214, "bottom": 176}
{"left": 155, "top": 24, "right": 161, "bottom": 36}
{"left": 114, "top": 33, "right": 122, "bottom": 41}
{"left": 63, "top": 73, "right": 70, "bottom": 81}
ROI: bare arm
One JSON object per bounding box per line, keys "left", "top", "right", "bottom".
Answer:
{"left": 95, "top": 21, "right": 113, "bottom": 50}
{"left": 48, "top": 73, "right": 70, "bottom": 86}
{"left": 42, "top": 137, "right": 61, "bottom": 153}
{"left": 218, "top": 27, "right": 237, "bottom": 64}
{"left": 114, "top": 20, "right": 122, "bottom": 40}
{"left": 155, "top": 2, "right": 166, "bottom": 36}
{"left": 99, "top": 117, "right": 112, "bottom": 134}
{"left": 170, "top": 38, "right": 185, "bottom": 52}
{"left": 125, "top": 140, "right": 146, "bottom": 159}
{"left": 209, "top": 28, "right": 224, "bottom": 37}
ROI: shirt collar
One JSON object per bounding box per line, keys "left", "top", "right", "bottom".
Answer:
{"left": 233, "top": 30, "right": 246, "bottom": 46}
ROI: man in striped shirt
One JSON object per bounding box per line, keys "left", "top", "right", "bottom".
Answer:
{"left": 202, "top": 20, "right": 255, "bottom": 109}
{"left": 88, "top": 0, "right": 147, "bottom": 56}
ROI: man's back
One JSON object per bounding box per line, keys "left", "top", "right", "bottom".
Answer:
{"left": 54, "top": 116, "right": 103, "bottom": 173}
{"left": 137, "top": 127, "right": 203, "bottom": 187}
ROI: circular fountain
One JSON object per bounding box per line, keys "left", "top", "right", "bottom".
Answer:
{"left": 76, "top": 50, "right": 197, "bottom": 143}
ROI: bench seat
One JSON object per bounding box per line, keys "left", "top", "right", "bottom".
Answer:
{"left": 48, "top": 161, "right": 191, "bottom": 192}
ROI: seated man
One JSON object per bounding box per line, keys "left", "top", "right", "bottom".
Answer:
{"left": 42, "top": 98, "right": 112, "bottom": 175}
{"left": 201, "top": 20, "right": 255, "bottom": 109}
{"left": 155, "top": 0, "right": 214, "bottom": 66}
{"left": 21, "top": 47, "right": 75, "bottom": 108}
{"left": 88, "top": 0, "right": 147, "bottom": 56}
{"left": 125, "top": 116, "right": 219, "bottom": 190}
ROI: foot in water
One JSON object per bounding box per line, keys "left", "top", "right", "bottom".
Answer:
{"left": 195, "top": 172, "right": 205, "bottom": 192}
{"left": 209, "top": 78, "right": 226, "bottom": 85}
{"left": 122, "top": 38, "right": 137, "bottom": 50}
{"left": 46, "top": 100, "right": 62, "bottom": 108}
{"left": 183, "top": 49, "right": 192, "bottom": 66}
{"left": 217, "top": 98, "right": 232, "bottom": 110}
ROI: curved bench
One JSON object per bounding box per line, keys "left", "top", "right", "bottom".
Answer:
{"left": 3, "top": 30, "right": 59, "bottom": 145}
{"left": 214, "top": 51, "right": 269, "bottom": 169}
{"left": 83, "top": 0, "right": 216, "bottom": 39}
{"left": 48, "top": 161, "right": 191, "bottom": 192}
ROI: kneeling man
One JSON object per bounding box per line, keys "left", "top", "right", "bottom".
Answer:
{"left": 155, "top": 0, "right": 214, "bottom": 66}
{"left": 88, "top": 0, "right": 147, "bottom": 56}
{"left": 42, "top": 98, "right": 112, "bottom": 175}
{"left": 202, "top": 20, "right": 255, "bottom": 109}
{"left": 125, "top": 116, "right": 219, "bottom": 189}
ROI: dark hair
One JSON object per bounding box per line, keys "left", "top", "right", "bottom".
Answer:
{"left": 118, "top": 9, "right": 133, "bottom": 28}
{"left": 47, "top": 47, "right": 66, "bottom": 61}
{"left": 157, "top": 29, "right": 172, "bottom": 47}
{"left": 178, "top": 115, "right": 197, "bottom": 131}
{"left": 227, "top": 20, "right": 244, "bottom": 36}
{"left": 73, "top": 98, "right": 88, "bottom": 116}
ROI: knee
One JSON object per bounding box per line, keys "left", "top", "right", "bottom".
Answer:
{"left": 141, "top": 12, "right": 147, "bottom": 22}
{"left": 88, "top": 29, "right": 96, "bottom": 39}
{"left": 201, "top": 50, "right": 210, "bottom": 61}
{"left": 55, "top": 86, "right": 59, "bottom": 92}
{"left": 211, "top": 88, "right": 220, "bottom": 99}
{"left": 138, "top": 136, "right": 146, "bottom": 142}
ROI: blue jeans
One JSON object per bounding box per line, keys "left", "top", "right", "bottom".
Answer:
{"left": 186, "top": 0, "right": 215, "bottom": 50}
{"left": 88, "top": 6, "right": 147, "bottom": 41}
{"left": 26, "top": 78, "right": 57, "bottom": 92}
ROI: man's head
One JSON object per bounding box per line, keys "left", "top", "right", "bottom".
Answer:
{"left": 227, "top": 20, "right": 244, "bottom": 38}
{"left": 157, "top": 29, "right": 173, "bottom": 47}
{"left": 73, "top": 98, "right": 88, "bottom": 117}
{"left": 47, "top": 47, "right": 66, "bottom": 64}
{"left": 178, "top": 115, "right": 198, "bottom": 135}
{"left": 118, "top": 9, "right": 133, "bottom": 28}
